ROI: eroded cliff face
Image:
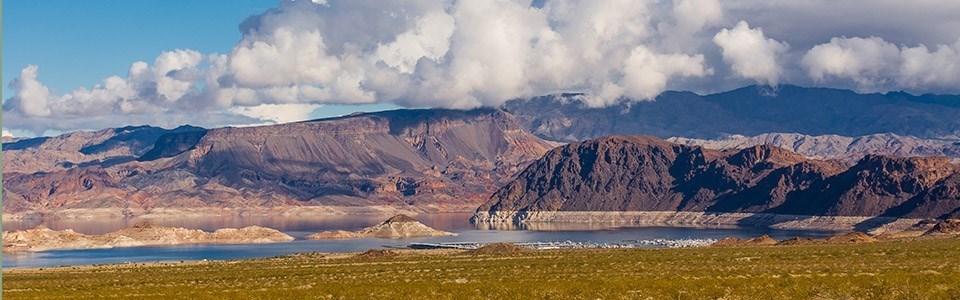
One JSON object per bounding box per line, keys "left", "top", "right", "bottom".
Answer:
{"left": 176, "top": 109, "right": 553, "bottom": 211}
{"left": 1, "top": 125, "right": 205, "bottom": 174}
{"left": 2, "top": 109, "right": 555, "bottom": 217}
{"left": 477, "top": 135, "right": 960, "bottom": 220}
{"left": 669, "top": 133, "right": 960, "bottom": 164}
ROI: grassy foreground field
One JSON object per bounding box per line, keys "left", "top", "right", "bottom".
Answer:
{"left": 4, "top": 238, "right": 960, "bottom": 299}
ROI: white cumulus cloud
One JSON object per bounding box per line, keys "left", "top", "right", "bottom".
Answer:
{"left": 229, "top": 103, "right": 324, "bottom": 125}
{"left": 897, "top": 39, "right": 960, "bottom": 89}
{"left": 593, "top": 46, "right": 710, "bottom": 106}
{"left": 6, "top": 65, "right": 54, "bottom": 117}
{"left": 5, "top": 0, "right": 960, "bottom": 134}
{"left": 801, "top": 36, "right": 902, "bottom": 87}
{"left": 802, "top": 36, "right": 960, "bottom": 91}
{"left": 713, "top": 21, "right": 788, "bottom": 86}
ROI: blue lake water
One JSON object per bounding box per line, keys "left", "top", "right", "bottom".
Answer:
{"left": 2, "top": 213, "right": 839, "bottom": 268}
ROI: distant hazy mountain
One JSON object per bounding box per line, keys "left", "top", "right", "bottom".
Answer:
{"left": 2, "top": 109, "right": 554, "bottom": 217}
{"left": 505, "top": 85, "right": 960, "bottom": 142}
{"left": 2, "top": 125, "right": 205, "bottom": 174}
{"left": 669, "top": 133, "right": 960, "bottom": 163}
{"left": 477, "top": 135, "right": 960, "bottom": 221}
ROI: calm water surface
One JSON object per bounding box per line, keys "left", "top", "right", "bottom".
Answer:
{"left": 2, "top": 213, "right": 838, "bottom": 268}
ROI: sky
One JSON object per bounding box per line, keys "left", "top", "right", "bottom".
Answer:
{"left": 3, "top": 0, "right": 960, "bottom": 137}
{"left": 2, "top": 0, "right": 398, "bottom": 137}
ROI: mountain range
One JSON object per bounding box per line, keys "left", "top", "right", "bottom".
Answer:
{"left": 669, "top": 133, "right": 960, "bottom": 164}
{"left": 506, "top": 85, "right": 960, "bottom": 141}
{"left": 4, "top": 85, "right": 960, "bottom": 220}
{"left": 476, "top": 135, "right": 960, "bottom": 223}
{"left": 2, "top": 109, "right": 553, "bottom": 218}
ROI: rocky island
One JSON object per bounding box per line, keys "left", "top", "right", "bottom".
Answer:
{"left": 307, "top": 214, "right": 455, "bottom": 239}
{"left": 2, "top": 221, "right": 294, "bottom": 253}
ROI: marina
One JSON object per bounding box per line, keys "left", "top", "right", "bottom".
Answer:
{"left": 408, "top": 238, "right": 719, "bottom": 250}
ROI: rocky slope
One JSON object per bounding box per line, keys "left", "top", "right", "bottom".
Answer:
{"left": 475, "top": 135, "right": 960, "bottom": 226}
{"left": 2, "top": 221, "right": 293, "bottom": 253}
{"left": 669, "top": 133, "right": 960, "bottom": 163}
{"left": 307, "top": 214, "right": 455, "bottom": 239}
{"left": 2, "top": 125, "right": 205, "bottom": 174}
{"left": 925, "top": 219, "right": 960, "bottom": 235}
{"left": 506, "top": 85, "right": 960, "bottom": 142}
{"left": 2, "top": 109, "right": 554, "bottom": 217}
{"left": 713, "top": 232, "right": 879, "bottom": 247}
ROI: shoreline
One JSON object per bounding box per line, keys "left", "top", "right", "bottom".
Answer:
{"left": 4, "top": 236, "right": 955, "bottom": 272}
{"left": 6, "top": 238, "right": 959, "bottom": 298}
{"left": 472, "top": 211, "right": 927, "bottom": 233}
{"left": 1, "top": 206, "right": 475, "bottom": 221}
{"left": 2, "top": 222, "right": 294, "bottom": 254}
{"left": 5, "top": 207, "right": 929, "bottom": 233}
{"left": 0, "top": 249, "right": 460, "bottom": 271}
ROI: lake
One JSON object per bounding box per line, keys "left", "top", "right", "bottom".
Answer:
{"left": 2, "top": 213, "right": 839, "bottom": 268}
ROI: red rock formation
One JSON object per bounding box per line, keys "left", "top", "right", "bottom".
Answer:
{"left": 477, "top": 135, "right": 960, "bottom": 220}
{"left": 3, "top": 109, "right": 554, "bottom": 217}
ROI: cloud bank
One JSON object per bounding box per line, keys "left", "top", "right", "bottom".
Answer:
{"left": 713, "top": 21, "right": 788, "bottom": 86}
{"left": 802, "top": 36, "right": 960, "bottom": 89}
{"left": 4, "top": 0, "right": 960, "bottom": 134}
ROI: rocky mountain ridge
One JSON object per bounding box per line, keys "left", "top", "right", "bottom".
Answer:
{"left": 669, "top": 133, "right": 960, "bottom": 163}
{"left": 6, "top": 85, "right": 960, "bottom": 219}
{"left": 2, "top": 109, "right": 555, "bottom": 217}
{"left": 476, "top": 135, "right": 960, "bottom": 225}
{"left": 2, "top": 125, "right": 204, "bottom": 174}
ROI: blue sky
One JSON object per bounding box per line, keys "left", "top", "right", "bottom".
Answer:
{"left": 2, "top": 0, "right": 397, "bottom": 136}
{"left": 4, "top": 0, "right": 269, "bottom": 98}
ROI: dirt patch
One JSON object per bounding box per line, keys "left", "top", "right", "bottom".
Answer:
{"left": 467, "top": 243, "right": 527, "bottom": 255}
{"left": 750, "top": 235, "right": 778, "bottom": 245}
{"left": 131, "top": 221, "right": 157, "bottom": 229}
{"left": 825, "top": 232, "right": 877, "bottom": 244}
{"left": 712, "top": 238, "right": 748, "bottom": 246}
{"left": 925, "top": 219, "right": 960, "bottom": 235}
{"left": 776, "top": 237, "right": 818, "bottom": 245}
{"left": 355, "top": 249, "right": 399, "bottom": 259}
{"left": 712, "top": 235, "right": 779, "bottom": 247}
